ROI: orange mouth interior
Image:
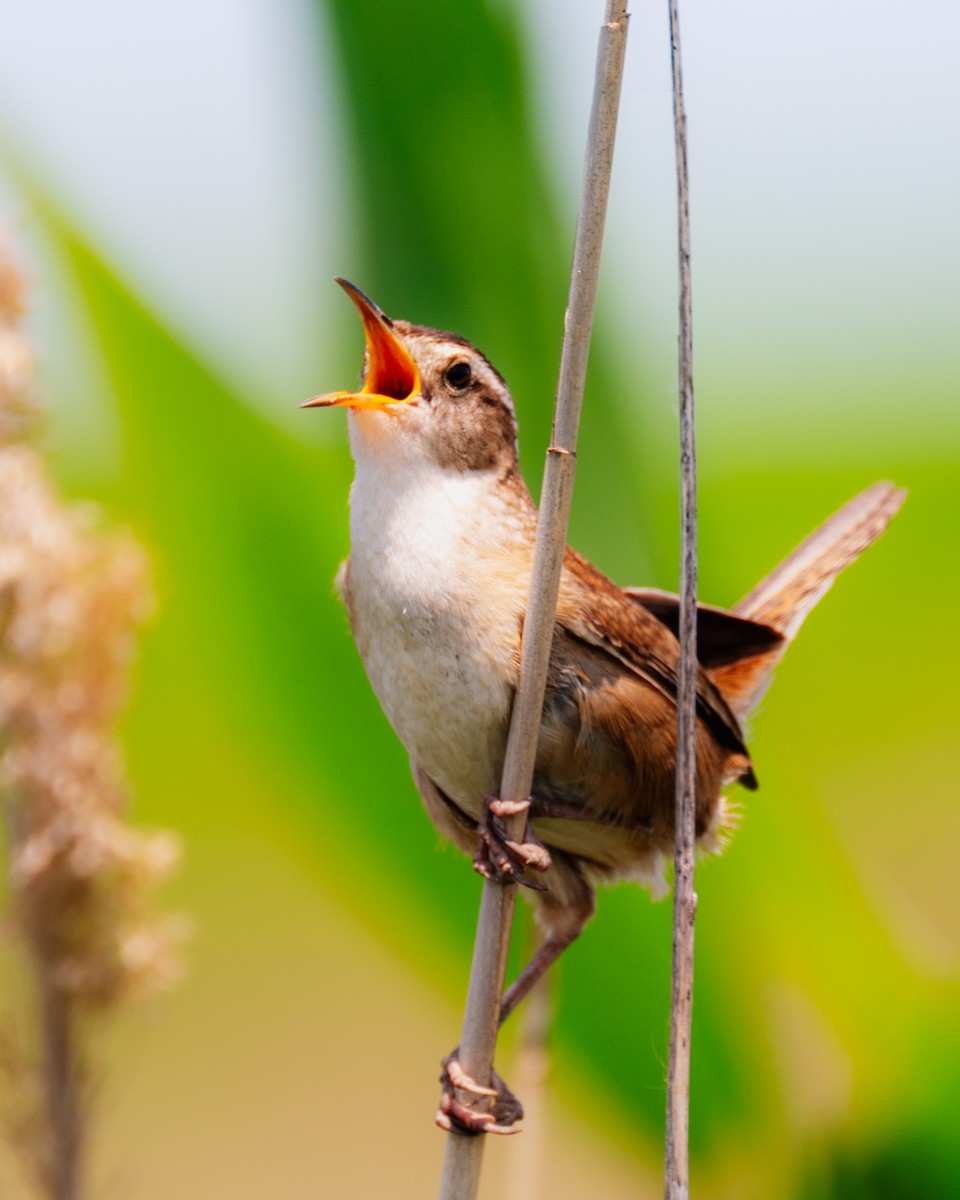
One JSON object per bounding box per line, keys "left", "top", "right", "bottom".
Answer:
{"left": 301, "top": 279, "right": 420, "bottom": 411}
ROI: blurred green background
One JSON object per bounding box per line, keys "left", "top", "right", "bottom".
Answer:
{"left": 1, "top": 1, "right": 958, "bottom": 1196}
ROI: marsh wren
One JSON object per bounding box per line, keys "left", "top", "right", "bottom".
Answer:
{"left": 303, "top": 278, "right": 903, "bottom": 1133}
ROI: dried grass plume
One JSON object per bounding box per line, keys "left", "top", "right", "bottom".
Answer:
{"left": 0, "top": 235, "right": 181, "bottom": 1199}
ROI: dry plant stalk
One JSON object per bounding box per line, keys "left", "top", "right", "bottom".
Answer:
{"left": 664, "top": 0, "right": 698, "bottom": 1196}
{"left": 0, "top": 237, "right": 181, "bottom": 1200}
{"left": 438, "top": 4, "right": 629, "bottom": 1197}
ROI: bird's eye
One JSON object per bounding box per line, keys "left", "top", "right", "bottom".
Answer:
{"left": 444, "top": 361, "right": 472, "bottom": 390}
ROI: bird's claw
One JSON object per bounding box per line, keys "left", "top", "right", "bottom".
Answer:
{"left": 488, "top": 797, "right": 532, "bottom": 819}
{"left": 444, "top": 1057, "right": 498, "bottom": 1097}
{"left": 473, "top": 795, "right": 552, "bottom": 889}
{"left": 436, "top": 1051, "right": 524, "bottom": 1136}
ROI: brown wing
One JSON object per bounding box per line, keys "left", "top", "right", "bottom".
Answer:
{"left": 624, "top": 588, "right": 784, "bottom": 668}
{"left": 557, "top": 547, "right": 757, "bottom": 788}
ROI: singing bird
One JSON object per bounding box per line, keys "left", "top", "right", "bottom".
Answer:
{"left": 303, "top": 278, "right": 903, "bottom": 1133}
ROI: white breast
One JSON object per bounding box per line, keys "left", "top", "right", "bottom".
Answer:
{"left": 345, "top": 439, "right": 532, "bottom": 816}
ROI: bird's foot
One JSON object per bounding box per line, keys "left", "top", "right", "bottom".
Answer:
{"left": 435, "top": 1050, "right": 524, "bottom": 1136}
{"left": 473, "top": 796, "right": 552, "bottom": 889}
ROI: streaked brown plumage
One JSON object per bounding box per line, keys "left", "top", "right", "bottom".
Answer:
{"left": 304, "top": 278, "right": 904, "bottom": 1132}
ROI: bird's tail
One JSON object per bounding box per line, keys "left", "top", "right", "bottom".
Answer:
{"left": 710, "top": 481, "right": 905, "bottom": 719}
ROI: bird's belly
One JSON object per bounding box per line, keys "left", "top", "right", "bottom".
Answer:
{"left": 533, "top": 814, "right": 671, "bottom": 899}
{"left": 346, "top": 562, "right": 518, "bottom": 817}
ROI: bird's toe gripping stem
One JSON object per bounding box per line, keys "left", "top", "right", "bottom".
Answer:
{"left": 435, "top": 1051, "right": 524, "bottom": 1136}
{"left": 472, "top": 795, "right": 552, "bottom": 889}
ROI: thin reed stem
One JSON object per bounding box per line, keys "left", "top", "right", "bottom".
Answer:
{"left": 664, "top": 0, "right": 698, "bottom": 1197}
{"left": 437, "top": 3, "right": 629, "bottom": 1197}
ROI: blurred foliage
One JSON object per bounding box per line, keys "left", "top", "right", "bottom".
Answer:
{"left": 1, "top": 0, "right": 958, "bottom": 1197}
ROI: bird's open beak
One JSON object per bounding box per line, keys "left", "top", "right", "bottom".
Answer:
{"left": 301, "top": 278, "right": 421, "bottom": 411}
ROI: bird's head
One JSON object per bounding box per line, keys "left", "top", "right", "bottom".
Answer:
{"left": 303, "top": 279, "right": 519, "bottom": 475}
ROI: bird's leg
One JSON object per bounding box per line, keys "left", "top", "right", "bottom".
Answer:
{"left": 436, "top": 888, "right": 591, "bottom": 1136}
{"left": 473, "top": 794, "right": 552, "bottom": 889}
{"left": 434, "top": 929, "right": 582, "bottom": 1136}
{"left": 497, "top": 923, "right": 582, "bottom": 1027}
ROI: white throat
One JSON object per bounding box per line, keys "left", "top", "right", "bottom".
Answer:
{"left": 343, "top": 417, "right": 533, "bottom": 810}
